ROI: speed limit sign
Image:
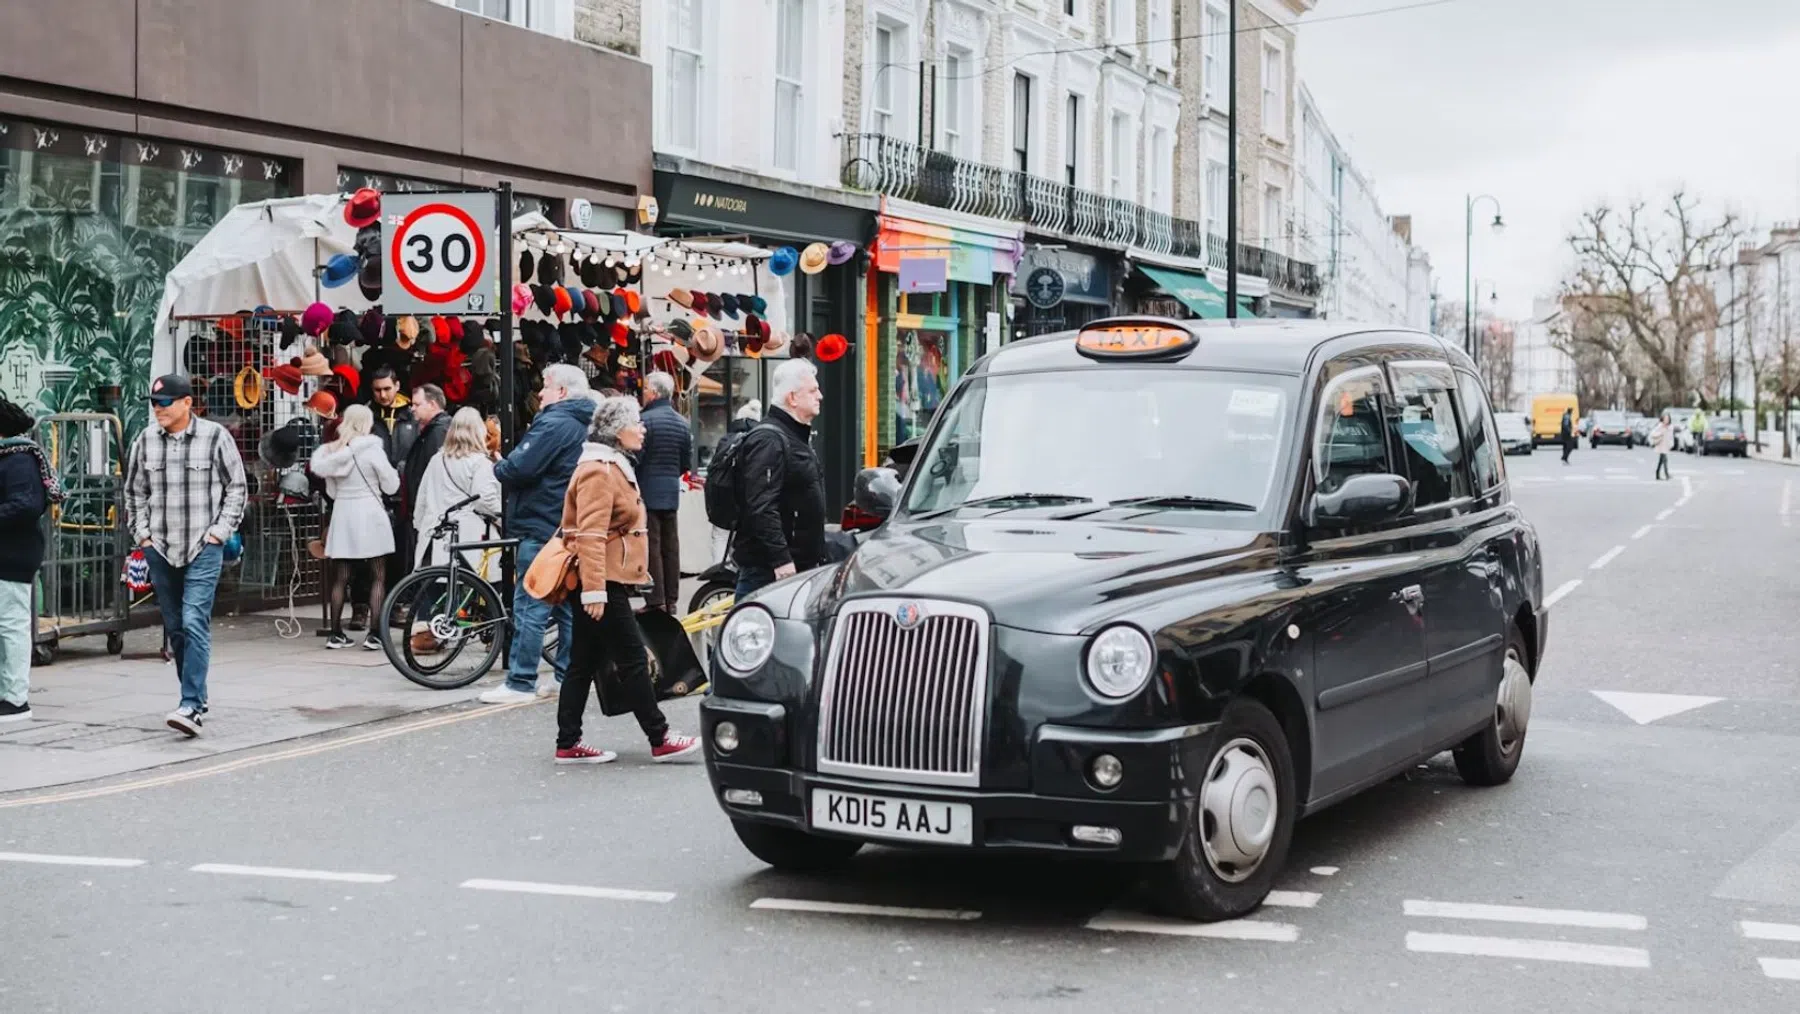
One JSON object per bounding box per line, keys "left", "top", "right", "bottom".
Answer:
{"left": 382, "top": 191, "right": 497, "bottom": 315}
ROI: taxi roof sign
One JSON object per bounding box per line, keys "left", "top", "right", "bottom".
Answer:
{"left": 1075, "top": 318, "right": 1198, "bottom": 360}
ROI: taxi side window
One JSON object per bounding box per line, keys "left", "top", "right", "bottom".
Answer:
{"left": 1455, "top": 371, "right": 1505, "bottom": 492}
{"left": 1314, "top": 367, "right": 1391, "bottom": 495}
{"left": 1389, "top": 364, "right": 1472, "bottom": 508}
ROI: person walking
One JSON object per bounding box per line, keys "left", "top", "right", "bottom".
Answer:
{"left": 412, "top": 407, "right": 502, "bottom": 575}
{"left": 1690, "top": 407, "right": 1708, "bottom": 454}
{"left": 310, "top": 404, "right": 401, "bottom": 650}
{"left": 732, "top": 359, "right": 826, "bottom": 599}
{"left": 0, "top": 397, "right": 58, "bottom": 723}
{"left": 637, "top": 371, "right": 691, "bottom": 613}
{"left": 708, "top": 399, "right": 761, "bottom": 565}
{"left": 126, "top": 374, "right": 248, "bottom": 737}
{"left": 1559, "top": 408, "right": 1576, "bottom": 465}
{"left": 480, "top": 364, "right": 595, "bottom": 703}
{"left": 552, "top": 395, "right": 700, "bottom": 765}
{"left": 1651, "top": 411, "right": 1674, "bottom": 480}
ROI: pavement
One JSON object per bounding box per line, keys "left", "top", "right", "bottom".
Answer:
{"left": 6, "top": 449, "right": 1800, "bottom": 1012}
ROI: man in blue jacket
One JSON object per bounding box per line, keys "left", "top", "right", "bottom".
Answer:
{"left": 637, "top": 371, "right": 692, "bottom": 613}
{"left": 479, "top": 364, "right": 596, "bottom": 704}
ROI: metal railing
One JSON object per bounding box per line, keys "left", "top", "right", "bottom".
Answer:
{"left": 842, "top": 133, "right": 1321, "bottom": 300}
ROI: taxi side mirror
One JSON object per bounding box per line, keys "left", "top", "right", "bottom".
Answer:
{"left": 1308, "top": 473, "right": 1412, "bottom": 528}
{"left": 846, "top": 467, "right": 902, "bottom": 531}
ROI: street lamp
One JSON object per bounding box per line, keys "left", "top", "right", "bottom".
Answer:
{"left": 1465, "top": 194, "right": 1505, "bottom": 366}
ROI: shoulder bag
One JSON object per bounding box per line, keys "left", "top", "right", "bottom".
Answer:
{"left": 522, "top": 530, "right": 580, "bottom": 604}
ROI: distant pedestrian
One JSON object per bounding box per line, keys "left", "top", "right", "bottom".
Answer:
{"left": 0, "top": 397, "right": 58, "bottom": 723}
{"left": 481, "top": 364, "right": 596, "bottom": 703}
{"left": 310, "top": 404, "right": 401, "bottom": 650}
{"left": 412, "top": 407, "right": 502, "bottom": 575}
{"left": 351, "top": 366, "right": 416, "bottom": 630}
{"left": 1559, "top": 408, "right": 1576, "bottom": 465}
{"left": 552, "top": 395, "right": 700, "bottom": 765}
{"left": 732, "top": 359, "right": 826, "bottom": 599}
{"left": 637, "top": 371, "right": 692, "bottom": 613}
{"left": 1651, "top": 411, "right": 1674, "bottom": 480}
{"left": 126, "top": 374, "right": 249, "bottom": 737}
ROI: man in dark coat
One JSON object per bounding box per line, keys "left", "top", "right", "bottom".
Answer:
{"left": 0, "top": 396, "right": 54, "bottom": 722}
{"left": 404, "top": 384, "right": 451, "bottom": 509}
{"left": 637, "top": 371, "right": 692, "bottom": 612}
{"left": 350, "top": 367, "right": 418, "bottom": 628}
{"left": 732, "top": 360, "right": 825, "bottom": 599}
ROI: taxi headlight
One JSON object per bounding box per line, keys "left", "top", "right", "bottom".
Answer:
{"left": 1083, "top": 625, "right": 1155, "bottom": 699}
{"left": 719, "top": 606, "right": 776, "bottom": 674}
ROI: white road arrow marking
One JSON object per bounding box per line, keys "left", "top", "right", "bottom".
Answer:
{"left": 1591, "top": 690, "right": 1722, "bottom": 725}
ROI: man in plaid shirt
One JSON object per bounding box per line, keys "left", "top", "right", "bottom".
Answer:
{"left": 125, "top": 374, "right": 248, "bottom": 737}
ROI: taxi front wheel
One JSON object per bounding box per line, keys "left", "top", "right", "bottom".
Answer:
{"left": 1150, "top": 698, "right": 1297, "bottom": 922}
{"left": 732, "top": 818, "right": 864, "bottom": 871}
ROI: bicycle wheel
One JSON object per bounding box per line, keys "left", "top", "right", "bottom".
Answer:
{"left": 378, "top": 566, "right": 508, "bottom": 690}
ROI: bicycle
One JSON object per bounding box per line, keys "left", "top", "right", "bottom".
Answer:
{"left": 377, "top": 495, "right": 559, "bottom": 689}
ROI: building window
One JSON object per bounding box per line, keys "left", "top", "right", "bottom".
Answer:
{"left": 1204, "top": 3, "right": 1229, "bottom": 105}
{"left": 455, "top": 0, "right": 528, "bottom": 26}
{"left": 1205, "top": 161, "right": 1227, "bottom": 237}
{"left": 1262, "top": 42, "right": 1285, "bottom": 138}
{"left": 1148, "top": 0, "right": 1172, "bottom": 67}
{"left": 1108, "top": 112, "right": 1130, "bottom": 198}
{"left": 1065, "top": 94, "right": 1082, "bottom": 187}
{"left": 1149, "top": 127, "right": 1171, "bottom": 213}
{"left": 1012, "top": 73, "right": 1032, "bottom": 174}
{"left": 666, "top": 0, "right": 704, "bottom": 152}
{"left": 1110, "top": 0, "right": 1136, "bottom": 47}
{"left": 1065, "top": 0, "right": 1078, "bottom": 15}
{"left": 873, "top": 25, "right": 897, "bottom": 135}
{"left": 1264, "top": 184, "right": 1284, "bottom": 250}
{"left": 942, "top": 52, "right": 966, "bottom": 156}
{"left": 773, "top": 0, "right": 804, "bottom": 171}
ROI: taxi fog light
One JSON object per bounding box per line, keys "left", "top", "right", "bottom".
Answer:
{"left": 1089, "top": 753, "right": 1124, "bottom": 789}
{"left": 723, "top": 789, "right": 763, "bottom": 807}
{"left": 1072, "top": 825, "right": 1123, "bottom": 846}
{"left": 713, "top": 721, "right": 740, "bottom": 752}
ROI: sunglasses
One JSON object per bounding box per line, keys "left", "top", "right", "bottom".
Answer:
{"left": 149, "top": 396, "right": 180, "bottom": 408}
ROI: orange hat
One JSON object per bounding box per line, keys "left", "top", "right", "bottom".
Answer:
{"left": 618, "top": 287, "right": 642, "bottom": 314}
{"left": 553, "top": 286, "right": 574, "bottom": 318}
{"left": 305, "top": 389, "right": 338, "bottom": 419}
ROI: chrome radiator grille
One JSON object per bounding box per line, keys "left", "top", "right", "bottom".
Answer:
{"left": 816, "top": 598, "right": 990, "bottom": 788}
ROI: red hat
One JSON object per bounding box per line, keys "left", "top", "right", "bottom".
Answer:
{"left": 553, "top": 286, "right": 574, "bottom": 318}
{"left": 331, "top": 363, "right": 361, "bottom": 397}
{"left": 447, "top": 317, "right": 464, "bottom": 341}
{"left": 430, "top": 315, "right": 450, "bottom": 342}
{"left": 344, "top": 188, "right": 381, "bottom": 229}
{"left": 582, "top": 289, "right": 602, "bottom": 318}
{"left": 301, "top": 302, "right": 333, "bottom": 337}
{"left": 305, "top": 389, "right": 339, "bottom": 419}
{"left": 611, "top": 321, "right": 631, "bottom": 347}
{"left": 261, "top": 364, "right": 304, "bottom": 396}
{"left": 816, "top": 333, "right": 848, "bottom": 363}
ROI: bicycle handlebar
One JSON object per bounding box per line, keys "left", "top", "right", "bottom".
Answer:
{"left": 427, "top": 494, "right": 491, "bottom": 538}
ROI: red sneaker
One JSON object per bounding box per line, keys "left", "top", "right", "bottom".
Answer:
{"left": 554, "top": 743, "right": 617, "bottom": 765}
{"left": 650, "top": 732, "right": 701, "bottom": 763}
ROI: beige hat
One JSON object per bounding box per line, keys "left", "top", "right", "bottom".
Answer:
{"left": 690, "top": 319, "right": 723, "bottom": 362}
{"left": 799, "top": 242, "right": 830, "bottom": 275}
{"left": 762, "top": 329, "right": 788, "bottom": 355}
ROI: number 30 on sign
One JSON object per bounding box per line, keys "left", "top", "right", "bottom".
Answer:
{"left": 382, "top": 191, "right": 496, "bottom": 315}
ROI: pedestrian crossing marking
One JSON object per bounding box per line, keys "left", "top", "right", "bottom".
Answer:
{"left": 1086, "top": 910, "right": 1299, "bottom": 941}
{"left": 1760, "top": 958, "right": 1800, "bottom": 980}
{"left": 1405, "top": 931, "right": 1651, "bottom": 969}
{"left": 1741, "top": 921, "right": 1800, "bottom": 942}
{"left": 1403, "top": 899, "right": 1646, "bottom": 930}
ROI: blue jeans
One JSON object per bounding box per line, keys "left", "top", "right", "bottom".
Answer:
{"left": 507, "top": 537, "right": 572, "bottom": 693}
{"left": 735, "top": 565, "right": 777, "bottom": 601}
{"left": 145, "top": 542, "right": 224, "bottom": 711}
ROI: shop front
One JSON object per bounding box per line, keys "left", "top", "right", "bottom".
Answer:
{"left": 652, "top": 161, "right": 876, "bottom": 513}
{"left": 867, "top": 198, "right": 1023, "bottom": 466}
{"left": 1128, "top": 259, "right": 1260, "bottom": 321}
{"left": 1009, "top": 246, "right": 1119, "bottom": 338}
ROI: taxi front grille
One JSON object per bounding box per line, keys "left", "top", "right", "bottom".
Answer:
{"left": 816, "top": 598, "right": 990, "bottom": 788}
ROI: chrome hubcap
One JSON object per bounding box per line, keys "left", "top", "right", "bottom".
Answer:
{"left": 1199, "top": 737, "right": 1278, "bottom": 883}
{"left": 1495, "top": 649, "right": 1532, "bottom": 755}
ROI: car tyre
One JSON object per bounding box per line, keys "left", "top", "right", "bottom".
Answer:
{"left": 1453, "top": 629, "right": 1533, "bottom": 787}
{"left": 731, "top": 818, "right": 863, "bottom": 871}
{"left": 1150, "top": 698, "right": 1297, "bottom": 923}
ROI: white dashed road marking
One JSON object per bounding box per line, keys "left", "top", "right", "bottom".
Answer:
{"left": 1264, "top": 890, "right": 1321, "bottom": 908}
{"left": 1656, "top": 508, "right": 1674, "bottom": 521}
{"left": 1632, "top": 524, "right": 1653, "bottom": 540}
{"left": 1759, "top": 958, "right": 1800, "bottom": 980}
{"left": 0, "top": 851, "right": 145, "bottom": 868}
{"left": 1591, "top": 690, "right": 1722, "bottom": 725}
{"left": 190, "top": 863, "right": 395, "bottom": 884}
{"left": 1087, "top": 910, "right": 1300, "bottom": 942}
{"left": 1590, "top": 545, "right": 1627, "bottom": 570}
{"left": 1544, "top": 579, "right": 1582, "bottom": 610}
{"left": 460, "top": 878, "right": 675, "bottom": 903}
{"left": 751, "top": 898, "right": 980, "bottom": 920}
{"left": 1403, "top": 899, "right": 1647, "bottom": 930}
{"left": 1405, "top": 932, "right": 1651, "bottom": 969}
{"left": 1742, "top": 921, "right": 1800, "bottom": 942}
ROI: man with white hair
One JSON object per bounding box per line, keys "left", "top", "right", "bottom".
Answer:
{"left": 480, "top": 364, "right": 595, "bottom": 703}
{"left": 731, "top": 358, "right": 826, "bottom": 599}
{"left": 637, "top": 371, "right": 692, "bottom": 613}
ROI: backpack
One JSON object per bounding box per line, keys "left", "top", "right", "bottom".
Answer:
{"left": 704, "top": 423, "right": 771, "bottom": 531}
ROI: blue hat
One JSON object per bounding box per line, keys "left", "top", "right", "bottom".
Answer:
{"left": 321, "top": 253, "right": 359, "bottom": 288}
{"left": 746, "top": 294, "right": 768, "bottom": 315}
{"left": 768, "top": 246, "right": 798, "bottom": 276}
{"left": 719, "top": 293, "right": 741, "bottom": 319}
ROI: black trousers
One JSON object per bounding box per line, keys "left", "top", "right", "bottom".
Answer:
{"left": 644, "top": 510, "right": 681, "bottom": 611}
{"left": 1561, "top": 438, "right": 1574, "bottom": 462}
{"left": 556, "top": 582, "right": 669, "bottom": 750}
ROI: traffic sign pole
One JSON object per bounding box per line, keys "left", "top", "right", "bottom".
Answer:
{"left": 497, "top": 181, "right": 516, "bottom": 452}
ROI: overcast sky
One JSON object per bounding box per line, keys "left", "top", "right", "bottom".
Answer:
{"left": 1299, "top": 0, "right": 1800, "bottom": 320}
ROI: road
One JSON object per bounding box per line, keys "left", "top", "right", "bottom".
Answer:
{"left": 6, "top": 444, "right": 1800, "bottom": 1013}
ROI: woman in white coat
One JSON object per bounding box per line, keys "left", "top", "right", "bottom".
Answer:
{"left": 1650, "top": 411, "right": 1674, "bottom": 481}
{"left": 413, "top": 408, "right": 502, "bottom": 579}
{"left": 311, "top": 404, "right": 401, "bottom": 649}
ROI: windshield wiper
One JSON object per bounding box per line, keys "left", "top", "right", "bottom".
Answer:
{"left": 1105, "top": 495, "right": 1259, "bottom": 512}
{"left": 912, "top": 493, "right": 1094, "bottom": 520}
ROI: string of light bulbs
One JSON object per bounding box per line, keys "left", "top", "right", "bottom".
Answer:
{"left": 516, "top": 232, "right": 761, "bottom": 281}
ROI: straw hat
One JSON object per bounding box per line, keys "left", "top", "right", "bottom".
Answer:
{"left": 799, "top": 242, "right": 830, "bottom": 275}
{"left": 690, "top": 319, "right": 723, "bottom": 362}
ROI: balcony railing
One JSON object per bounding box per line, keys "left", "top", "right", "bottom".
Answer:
{"left": 842, "top": 133, "right": 1321, "bottom": 301}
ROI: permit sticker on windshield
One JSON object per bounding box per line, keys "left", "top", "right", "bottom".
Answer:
{"left": 1228, "top": 389, "right": 1281, "bottom": 417}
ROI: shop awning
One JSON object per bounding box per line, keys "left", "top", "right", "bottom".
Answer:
{"left": 1136, "top": 264, "right": 1255, "bottom": 319}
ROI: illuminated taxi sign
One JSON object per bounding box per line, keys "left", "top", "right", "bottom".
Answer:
{"left": 1075, "top": 319, "right": 1198, "bottom": 360}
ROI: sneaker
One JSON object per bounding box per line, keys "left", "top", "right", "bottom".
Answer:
{"left": 362, "top": 633, "right": 382, "bottom": 652}
{"left": 166, "top": 706, "right": 204, "bottom": 737}
{"left": 324, "top": 631, "right": 354, "bottom": 649}
{"left": 477, "top": 685, "right": 537, "bottom": 705}
{"left": 554, "top": 742, "right": 617, "bottom": 765}
{"left": 347, "top": 606, "right": 369, "bottom": 631}
{"left": 650, "top": 732, "right": 702, "bottom": 763}
{"left": 0, "top": 699, "right": 31, "bottom": 724}
{"left": 536, "top": 679, "right": 561, "bottom": 699}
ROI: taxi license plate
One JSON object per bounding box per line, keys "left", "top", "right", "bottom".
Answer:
{"left": 811, "top": 789, "right": 973, "bottom": 845}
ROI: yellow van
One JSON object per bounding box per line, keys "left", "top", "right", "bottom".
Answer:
{"left": 1531, "top": 393, "right": 1580, "bottom": 445}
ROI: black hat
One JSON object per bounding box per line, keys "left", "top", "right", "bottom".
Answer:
{"left": 258, "top": 418, "right": 315, "bottom": 470}
{"left": 579, "top": 258, "right": 603, "bottom": 288}
{"left": 665, "top": 319, "right": 693, "bottom": 342}
{"left": 531, "top": 285, "right": 555, "bottom": 316}
{"left": 150, "top": 374, "right": 194, "bottom": 401}
{"left": 536, "top": 254, "right": 561, "bottom": 286}
{"left": 327, "top": 318, "right": 361, "bottom": 347}
{"left": 519, "top": 250, "right": 535, "bottom": 283}
{"left": 558, "top": 323, "right": 583, "bottom": 364}
{"left": 355, "top": 224, "right": 383, "bottom": 301}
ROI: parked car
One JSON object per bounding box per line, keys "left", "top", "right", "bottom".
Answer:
{"left": 1496, "top": 411, "right": 1534, "bottom": 454}
{"left": 702, "top": 317, "right": 1548, "bottom": 923}
{"left": 1629, "top": 417, "right": 1656, "bottom": 446}
{"left": 1701, "top": 417, "right": 1748, "bottom": 457}
{"left": 1588, "top": 410, "right": 1634, "bottom": 448}
{"left": 1663, "top": 407, "right": 1698, "bottom": 452}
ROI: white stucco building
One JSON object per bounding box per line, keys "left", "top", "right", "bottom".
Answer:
{"left": 1510, "top": 296, "right": 1578, "bottom": 410}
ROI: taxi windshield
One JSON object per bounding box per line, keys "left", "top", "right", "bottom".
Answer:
{"left": 901, "top": 368, "right": 1296, "bottom": 520}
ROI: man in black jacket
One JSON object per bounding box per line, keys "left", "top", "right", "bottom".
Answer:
{"left": 638, "top": 371, "right": 692, "bottom": 612}
{"left": 351, "top": 367, "right": 418, "bottom": 627}
{"left": 733, "top": 359, "right": 825, "bottom": 599}
{"left": 0, "top": 397, "right": 54, "bottom": 722}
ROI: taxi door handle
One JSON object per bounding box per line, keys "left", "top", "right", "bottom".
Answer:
{"left": 1393, "top": 585, "right": 1423, "bottom": 612}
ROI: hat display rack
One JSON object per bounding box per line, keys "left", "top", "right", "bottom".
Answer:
{"left": 510, "top": 224, "right": 662, "bottom": 401}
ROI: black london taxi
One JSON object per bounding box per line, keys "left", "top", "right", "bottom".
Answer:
{"left": 700, "top": 317, "right": 1546, "bottom": 922}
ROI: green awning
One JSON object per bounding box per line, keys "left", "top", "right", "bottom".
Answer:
{"left": 1137, "top": 264, "right": 1256, "bottom": 319}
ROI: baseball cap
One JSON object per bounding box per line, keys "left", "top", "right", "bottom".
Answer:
{"left": 149, "top": 374, "right": 194, "bottom": 402}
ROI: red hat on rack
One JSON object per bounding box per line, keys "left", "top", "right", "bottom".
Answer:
{"left": 611, "top": 321, "right": 631, "bottom": 347}
{"left": 815, "top": 333, "right": 849, "bottom": 363}
{"left": 262, "top": 363, "right": 304, "bottom": 396}
{"left": 344, "top": 188, "right": 381, "bottom": 229}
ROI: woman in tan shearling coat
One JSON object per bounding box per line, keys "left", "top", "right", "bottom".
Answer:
{"left": 552, "top": 396, "right": 701, "bottom": 765}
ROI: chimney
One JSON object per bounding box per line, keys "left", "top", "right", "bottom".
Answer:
{"left": 1389, "top": 215, "right": 1413, "bottom": 244}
